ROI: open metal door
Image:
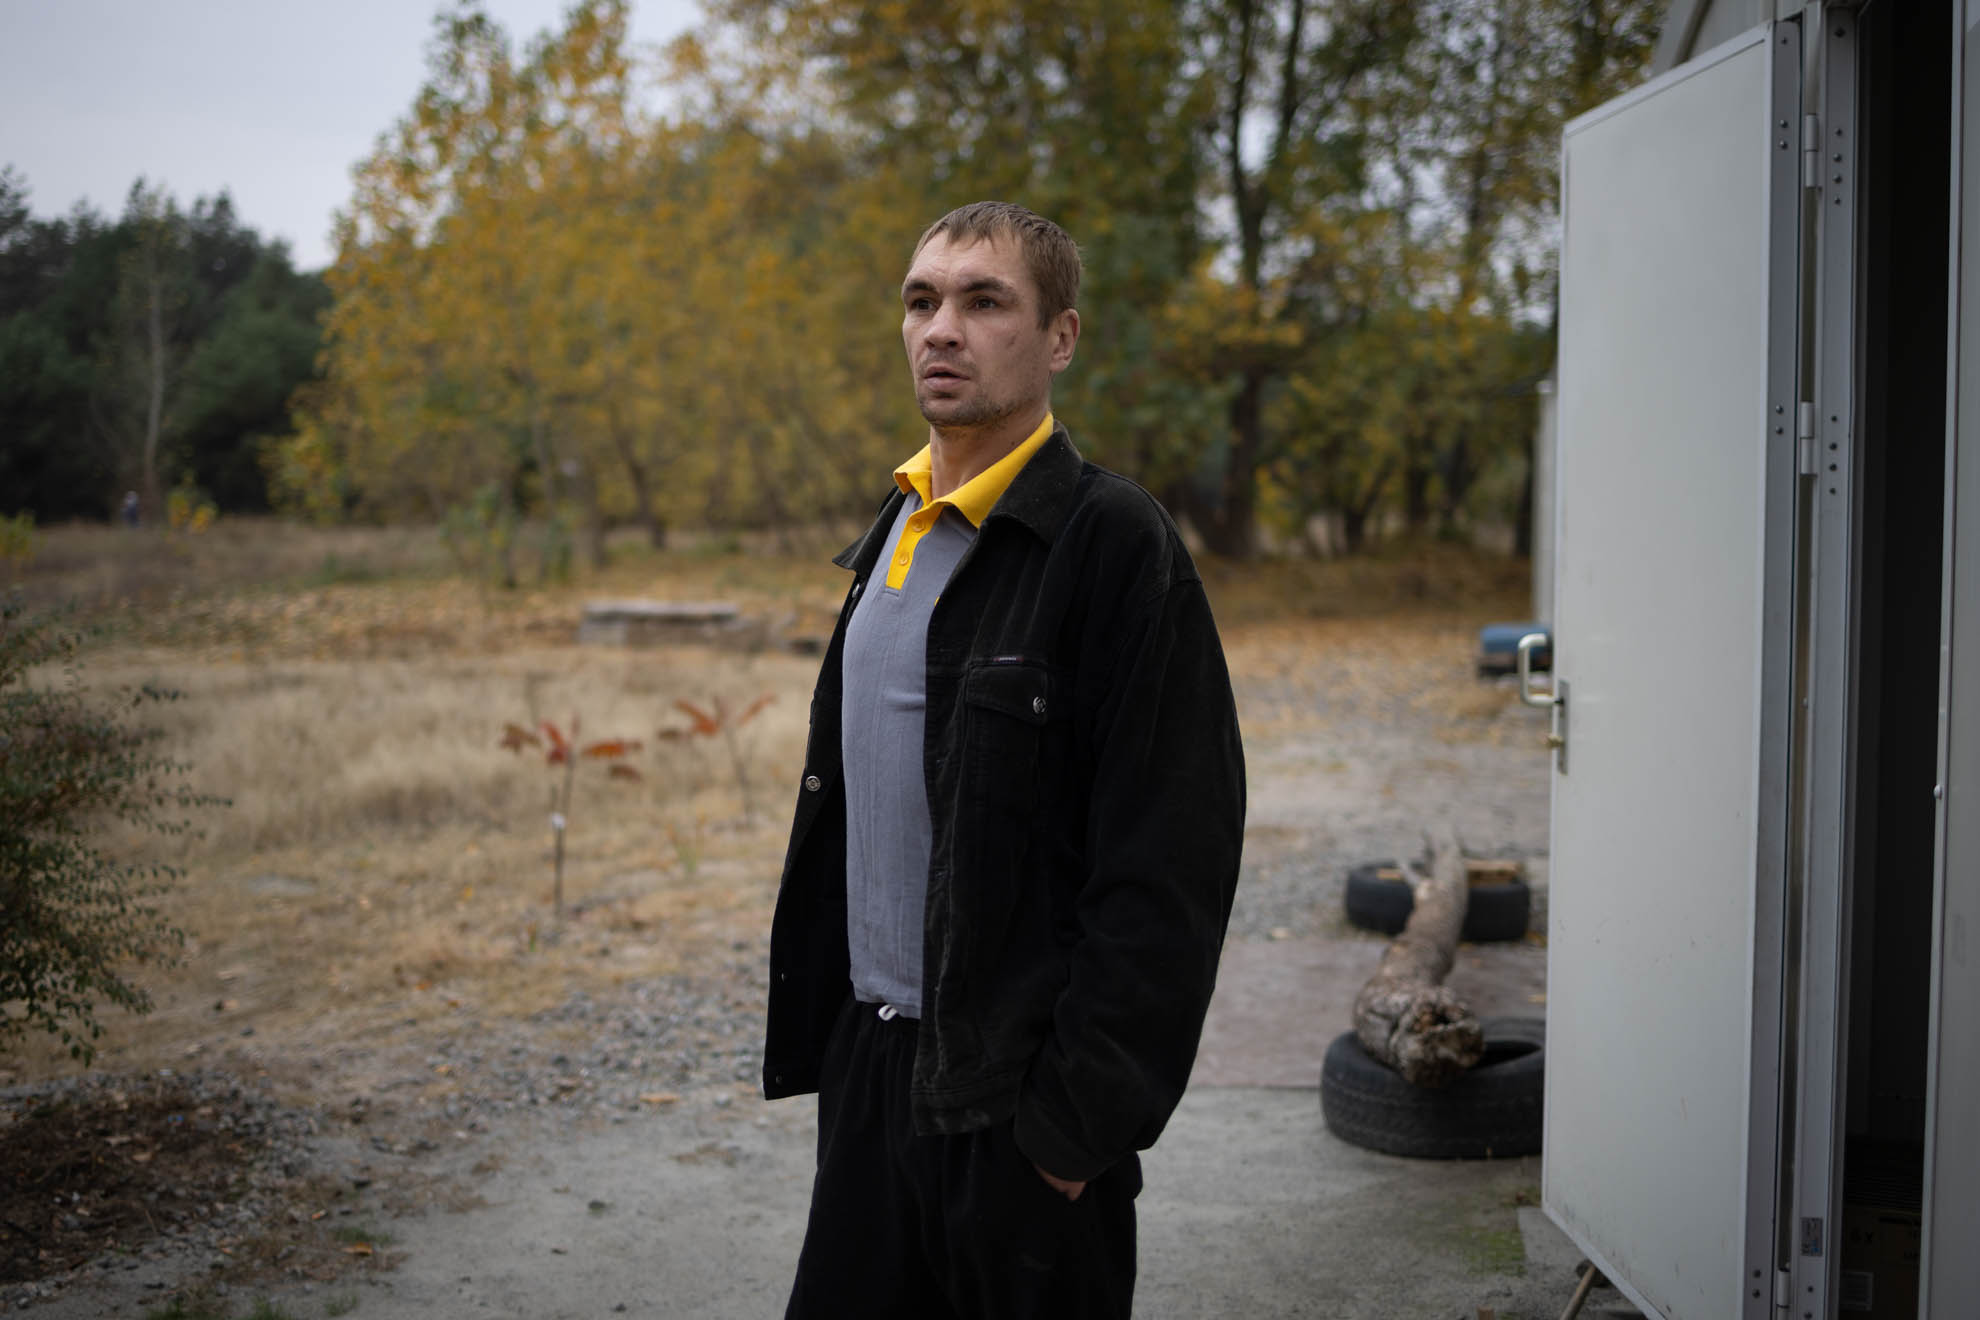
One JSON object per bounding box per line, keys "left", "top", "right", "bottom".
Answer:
{"left": 1545, "top": 22, "right": 1802, "bottom": 1319}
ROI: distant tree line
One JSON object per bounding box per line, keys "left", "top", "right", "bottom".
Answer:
{"left": 4, "top": 0, "right": 1659, "bottom": 557}
{"left": 276, "top": 0, "right": 1657, "bottom": 562}
{"left": 0, "top": 169, "right": 327, "bottom": 522}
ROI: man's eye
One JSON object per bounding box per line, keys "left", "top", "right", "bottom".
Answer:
{"left": 973, "top": 296, "right": 998, "bottom": 309}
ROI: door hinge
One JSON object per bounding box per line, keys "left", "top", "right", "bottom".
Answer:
{"left": 1774, "top": 1267, "right": 1791, "bottom": 1310}
{"left": 1802, "top": 113, "right": 1820, "bottom": 188}
{"left": 1797, "top": 401, "right": 1817, "bottom": 474}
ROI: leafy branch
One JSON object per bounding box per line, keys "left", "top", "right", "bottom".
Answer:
{"left": 1, "top": 594, "right": 223, "bottom": 1063}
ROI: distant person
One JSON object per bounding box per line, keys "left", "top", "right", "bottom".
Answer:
{"left": 763, "top": 201, "right": 1247, "bottom": 1318}
{"left": 120, "top": 491, "right": 140, "bottom": 528}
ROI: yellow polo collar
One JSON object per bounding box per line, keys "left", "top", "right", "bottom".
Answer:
{"left": 882, "top": 413, "right": 1053, "bottom": 589}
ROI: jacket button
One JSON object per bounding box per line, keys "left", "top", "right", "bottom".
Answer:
{"left": 803, "top": 774, "right": 822, "bottom": 792}
{"left": 1032, "top": 695, "right": 1047, "bottom": 716}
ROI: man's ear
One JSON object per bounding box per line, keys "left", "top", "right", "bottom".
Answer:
{"left": 1049, "top": 307, "right": 1080, "bottom": 375}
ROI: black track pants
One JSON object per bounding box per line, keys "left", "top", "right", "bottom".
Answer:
{"left": 784, "top": 998, "right": 1140, "bottom": 1320}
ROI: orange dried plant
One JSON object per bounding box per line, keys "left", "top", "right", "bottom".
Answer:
{"left": 499, "top": 713, "right": 642, "bottom": 918}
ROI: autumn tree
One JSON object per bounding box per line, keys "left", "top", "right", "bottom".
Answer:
{"left": 287, "top": 6, "right": 563, "bottom": 552}
{"left": 1375, "top": 0, "right": 1656, "bottom": 540}
{"left": 289, "top": 0, "right": 916, "bottom": 557}
{"left": 284, "top": 0, "right": 1661, "bottom": 560}
{"left": 1179, "top": 0, "right": 1417, "bottom": 555}
{"left": 710, "top": 0, "right": 1213, "bottom": 493}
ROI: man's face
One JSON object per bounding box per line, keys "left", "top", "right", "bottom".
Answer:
{"left": 900, "top": 232, "right": 1077, "bottom": 434}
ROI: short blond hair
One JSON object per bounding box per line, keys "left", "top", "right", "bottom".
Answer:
{"left": 912, "top": 202, "right": 1081, "bottom": 328}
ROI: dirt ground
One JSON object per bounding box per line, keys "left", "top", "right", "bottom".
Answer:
{"left": 2, "top": 524, "right": 1575, "bottom": 1318}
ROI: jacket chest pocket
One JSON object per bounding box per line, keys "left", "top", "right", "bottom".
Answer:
{"left": 958, "top": 657, "right": 1061, "bottom": 835}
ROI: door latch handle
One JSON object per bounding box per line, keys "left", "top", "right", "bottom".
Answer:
{"left": 1517, "top": 633, "right": 1553, "bottom": 708}
{"left": 1518, "top": 633, "right": 1568, "bottom": 774}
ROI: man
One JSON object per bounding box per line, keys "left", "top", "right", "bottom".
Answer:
{"left": 763, "top": 201, "right": 1245, "bottom": 1318}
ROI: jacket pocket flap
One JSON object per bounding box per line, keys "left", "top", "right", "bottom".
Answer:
{"left": 963, "top": 660, "right": 1052, "bottom": 725}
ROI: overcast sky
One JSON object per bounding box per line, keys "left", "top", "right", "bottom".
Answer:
{"left": 1, "top": 0, "right": 702, "bottom": 272}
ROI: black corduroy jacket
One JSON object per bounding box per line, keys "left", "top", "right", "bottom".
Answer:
{"left": 761, "top": 424, "right": 1246, "bottom": 1182}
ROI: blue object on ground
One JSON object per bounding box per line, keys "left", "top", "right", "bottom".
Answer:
{"left": 1477, "top": 622, "right": 1551, "bottom": 676}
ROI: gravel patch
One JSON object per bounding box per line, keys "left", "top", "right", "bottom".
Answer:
{"left": 1226, "top": 673, "right": 1554, "bottom": 941}
{"left": 0, "top": 951, "right": 776, "bottom": 1313}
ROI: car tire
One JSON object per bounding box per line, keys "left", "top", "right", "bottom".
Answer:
{"left": 1342, "top": 861, "right": 1532, "bottom": 943}
{"left": 1320, "top": 1017, "right": 1545, "bottom": 1160}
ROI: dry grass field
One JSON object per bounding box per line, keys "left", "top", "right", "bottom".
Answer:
{"left": 2, "top": 518, "right": 1534, "bottom": 1093}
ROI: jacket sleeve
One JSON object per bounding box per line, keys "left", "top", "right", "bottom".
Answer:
{"left": 1012, "top": 571, "right": 1247, "bottom": 1182}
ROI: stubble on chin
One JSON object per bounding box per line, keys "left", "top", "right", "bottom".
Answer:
{"left": 916, "top": 385, "right": 1016, "bottom": 432}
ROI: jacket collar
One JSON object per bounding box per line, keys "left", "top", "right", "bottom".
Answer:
{"left": 831, "top": 422, "right": 1084, "bottom": 575}
{"left": 983, "top": 422, "right": 1082, "bottom": 544}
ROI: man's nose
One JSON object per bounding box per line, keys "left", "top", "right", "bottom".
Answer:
{"left": 921, "top": 301, "right": 962, "bottom": 347}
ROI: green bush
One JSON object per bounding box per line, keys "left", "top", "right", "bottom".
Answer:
{"left": 0, "top": 511, "right": 35, "bottom": 575}
{"left": 0, "top": 593, "right": 215, "bottom": 1062}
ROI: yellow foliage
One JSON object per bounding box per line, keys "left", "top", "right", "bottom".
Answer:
{"left": 280, "top": 0, "right": 1655, "bottom": 554}
{"left": 167, "top": 480, "right": 219, "bottom": 536}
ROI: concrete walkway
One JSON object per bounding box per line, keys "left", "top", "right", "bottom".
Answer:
{"left": 224, "top": 1082, "right": 1642, "bottom": 1319}
{"left": 38, "top": 936, "right": 1646, "bottom": 1319}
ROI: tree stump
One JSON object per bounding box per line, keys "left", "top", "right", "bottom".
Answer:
{"left": 1351, "top": 829, "right": 1485, "bottom": 1088}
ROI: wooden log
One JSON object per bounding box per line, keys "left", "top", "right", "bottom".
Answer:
{"left": 1351, "top": 828, "right": 1486, "bottom": 1088}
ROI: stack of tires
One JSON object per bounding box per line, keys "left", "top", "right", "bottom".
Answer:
{"left": 1321, "top": 859, "right": 1544, "bottom": 1159}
